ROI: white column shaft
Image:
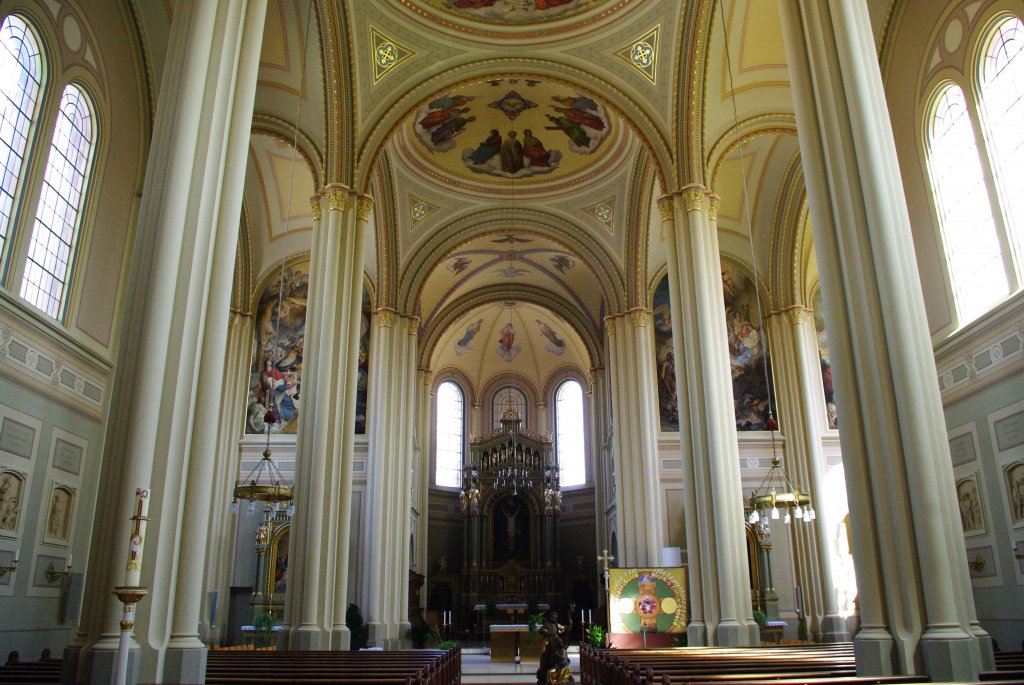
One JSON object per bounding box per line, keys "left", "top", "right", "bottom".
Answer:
{"left": 778, "top": 0, "right": 990, "bottom": 677}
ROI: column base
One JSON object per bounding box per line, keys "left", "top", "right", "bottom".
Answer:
{"left": 61, "top": 645, "right": 82, "bottom": 685}
{"left": 329, "top": 626, "right": 351, "bottom": 651}
{"left": 399, "top": 621, "right": 412, "bottom": 649}
{"left": 715, "top": 620, "right": 759, "bottom": 647}
{"left": 384, "top": 638, "right": 404, "bottom": 650}
{"left": 291, "top": 625, "right": 324, "bottom": 650}
{"left": 86, "top": 644, "right": 141, "bottom": 685}
{"left": 366, "top": 621, "right": 385, "bottom": 648}
{"left": 853, "top": 628, "right": 894, "bottom": 676}
{"left": 163, "top": 642, "right": 208, "bottom": 684}
{"left": 920, "top": 628, "right": 979, "bottom": 682}
{"left": 686, "top": 621, "right": 708, "bottom": 647}
{"left": 968, "top": 623, "right": 995, "bottom": 671}
{"left": 819, "top": 614, "right": 851, "bottom": 643}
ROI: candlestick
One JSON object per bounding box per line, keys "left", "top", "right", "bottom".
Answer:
{"left": 13, "top": 548, "right": 18, "bottom": 562}
{"left": 124, "top": 488, "right": 150, "bottom": 587}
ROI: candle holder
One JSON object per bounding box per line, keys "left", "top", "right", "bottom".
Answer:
{"left": 0, "top": 557, "right": 17, "bottom": 578}
{"left": 1013, "top": 544, "right": 1023, "bottom": 562}
{"left": 44, "top": 561, "right": 72, "bottom": 584}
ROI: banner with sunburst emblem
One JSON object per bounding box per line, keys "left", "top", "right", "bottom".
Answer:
{"left": 608, "top": 567, "right": 687, "bottom": 634}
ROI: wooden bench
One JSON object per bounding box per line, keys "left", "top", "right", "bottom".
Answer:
{"left": 0, "top": 660, "right": 62, "bottom": 684}
{"left": 205, "top": 648, "right": 459, "bottom": 685}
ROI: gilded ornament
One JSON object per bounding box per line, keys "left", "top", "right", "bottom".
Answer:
{"left": 325, "top": 189, "right": 348, "bottom": 211}
{"left": 631, "top": 309, "right": 649, "bottom": 327}
{"left": 656, "top": 195, "right": 674, "bottom": 222}
{"left": 310, "top": 196, "right": 322, "bottom": 221}
{"left": 604, "top": 317, "right": 616, "bottom": 335}
{"left": 681, "top": 187, "right": 704, "bottom": 213}
{"left": 408, "top": 317, "right": 420, "bottom": 335}
{"left": 707, "top": 194, "right": 720, "bottom": 222}
{"left": 356, "top": 196, "right": 374, "bottom": 222}
{"left": 785, "top": 307, "right": 807, "bottom": 326}
{"left": 378, "top": 310, "right": 394, "bottom": 328}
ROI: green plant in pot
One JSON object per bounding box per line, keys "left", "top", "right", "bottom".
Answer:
{"left": 346, "top": 603, "right": 369, "bottom": 651}
{"left": 752, "top": 609, "right": 769, "bottom": 631}
{"left": 584, "top": 624, "right": 606, "bottom": 649}
{"left": 252, "top": 610, "right": 279, "bottom": 649}
{"left": 406, "top": 621, "right": 437, "bottom": 649}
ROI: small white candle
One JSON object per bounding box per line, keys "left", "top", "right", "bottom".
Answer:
{"left": 12, "top": 548, "right": 18, "bottom": 562}
{"left": 66, "top": 554, "right": 72, "bottom": 569}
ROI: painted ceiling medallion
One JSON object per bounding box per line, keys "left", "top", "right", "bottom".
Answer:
{"left": 409, "top": 194, "right": 440, "bottom": 228}
{"left": 371, "top": 27, "right": 416, "bottom": 84}
{"left": 583, "top": 197, "right": 615, "bottom": 232}
{"left": 614, "top": 25, "right": 659, "bottom": 84}
{"left": 411, "top": 78, "right": 615, "bottom": 183}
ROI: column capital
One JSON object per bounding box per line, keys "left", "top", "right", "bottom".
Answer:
{"left": 356, "top": 195, "right": 374, "bottom": 222}
{"left": 680, "top": 185, "right": 705, "bottom": 213}
{"left": 407, "top": 316, "right": 421, "bottom": 335}
{"left": 311, "top": 195, "right": 322, "bottom": 221}
{"left": 706, "top": 193, "right": 721, "bottom": 222}
{"left": 604, "top": 315, "right": 617, "bottom": 335}
{"left": 630, "top": 307, "right": 651, "bottom": 328}
{"left": 767, "top": 305, "right": 812, "bottom": 326}
{"left": 324, "top": 185, "right": 351, "bottom": 211}
{"left": 375, "top": 307, "right": 397, "bottom": 328}
{"left": 656, "top": 195, "right": 675, "bottom": 222}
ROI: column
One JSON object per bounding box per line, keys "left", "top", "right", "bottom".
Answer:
{"left": 288, "top": 189, "right": 370, "bottom": 650}
{"left": 73, "top": 2, "right": 266, "bottom": 683}
{"left": 604, "top": 310, "right": 664, "bottom": 568}
{"left": 364, "top": 310, "right": 418, "bottom": 647}
{"left": 200, "top": 312, "right": 255, "bottom": 646}
{"left": 659, "top": 189, "right": 758, "bottom": 647}
{"left": 778, "top": 0, "right": 992, "bottom": 678}
{"left": 764, "top": 309, "right": 849, "bottom": 642}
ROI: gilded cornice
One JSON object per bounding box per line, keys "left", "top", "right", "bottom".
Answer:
{"left": 353, "top": 60, "right": 672, "bottom": 192}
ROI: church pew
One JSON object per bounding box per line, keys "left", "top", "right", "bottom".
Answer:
{"left": 205, "top": 647, "right": 458, "bottom": 685}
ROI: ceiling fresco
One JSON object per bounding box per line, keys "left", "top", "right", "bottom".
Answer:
{"left": 417, "top": 232, "right": 603, "bottom": 331}
{"left": 407, "top": 78, "right": 621, "bottom": 186}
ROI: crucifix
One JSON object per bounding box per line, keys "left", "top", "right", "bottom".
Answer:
{"left": 597, "top": 548, "right": 615, "bottom": 592}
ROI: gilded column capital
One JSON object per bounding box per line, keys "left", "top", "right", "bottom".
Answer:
{"left": 604, "top": 316, "right": 616, "bottom": 335}
{"left": 310, "top": 195, "right": 322, "bottom": 221}
{"left": 656, "top": 195, "right": 675, "bottom": 222}
{"left": 630, "top": 308, "right": 650, "bottom": 328}
{"left": 376, "top": 307, "right": 396, "bottom": 328}
{"left": 707, "top": 193, "right": 721, "bottom": 222}
{"left": 785, "top": 306, "right": 811, "bottom": 326}
{"left": 408, "top": 316, "right": 421, "bottom": 335}
{"left": 681, "top": 186, "right": 704, "bottom": 213}
{"left": 356, "top": 196, "right": 374, "bottom": 222}
{"left": 324, "top": 188, "right": 348, "bottom": 211}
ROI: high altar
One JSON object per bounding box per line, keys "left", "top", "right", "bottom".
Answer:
{"left": 457, "top": 410, "right": 565, "bottom": 610}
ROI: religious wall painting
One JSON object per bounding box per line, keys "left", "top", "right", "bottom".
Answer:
{"left": 496, "top": 321, "right": 521, "bottom": 362}
{"left": 270, "top": 527, "right": 290, "bottom": 596}
{"left": 536, "top": 320, "right": 566, "bottom": 356}
{"left": 455, "top": 319, "right": 483, "bottom": 356}
{"left": 722, "top": 261, "right": 776, "bottom": 431}
{"left": 246, "top": 263, "right": 309, "bottom": 434}
{"left": 608, "top": 567, "right": 687, "bottom": 634}
{"left": 420, "top": 0, "right": 613, "bottom": 25}
{"left": 550, "top": 254, "right": 574, "bottom": 273}
{"left": 494, "top": 263, "right": 530, "bottom": 279}
{"left": 652, "top": 275, "right": 678, "bottom": 432}
{"left": 43, "top": 482, "right": 75, "bottom": 546}
{"left": 448, "top": 256, "right": 472, "bottom": 275}
{"left": 355, "top": 289, "right": 372, "bottom": 434}
{"left": 0, "top": 469, "right": 26, "bottom": 536}
{"left": 411, "top": 80, "right": 612, "bottom": 182}
{"left": 1005, "top": 462, "right": 1024, "bottom": 525}
{"left": 956, "top": 476, "right": 986, "bottom": 536}
{"left": 812, "top": 287, "right": 838, "bottom": 429}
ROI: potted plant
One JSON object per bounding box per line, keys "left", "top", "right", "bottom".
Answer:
{"left": 251, "top": 611, "right": 279, "bottom": 649}
{"left": 346, "top": 603, "right": 369, "bottom": 651}
{"left": 583, "top": 624, "right": 606, "bottom": 649}
{"left": 406, "top": 621, "right": 437, "bottom": 649}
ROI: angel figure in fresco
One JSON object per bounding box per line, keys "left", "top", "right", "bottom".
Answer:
{"left": 544, "top": 114, "right": 590, "bottom": 148}
{"left": 419, "top": 106, "right": 471, "bottom": 130}
{"left": 456, "top": 319, "right": 483, "bottom": 356}
{"left": 428, "top": 94, "right": 475, "bottom": 110}
{"left": 497, "top": 322, "right": 521, "bottom": 362}
{"left": 552, "top": 105, "right": 605, "bottom": 131}
{"left": 448, "top": 256, "right": 472, "bottom": 275}
{"left": 551, "top": 94, "right": 598, "bottom": 111}
{"left": 431, "top": 114, "right": 475, "bottom": 147}
{"left": 550, "top": 254, "right": 574, "bottom": 273}
{"left": 537, "top": 320, "right": 566, "bottom": 356}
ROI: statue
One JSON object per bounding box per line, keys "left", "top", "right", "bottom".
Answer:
{"left": 536, "top": 604, "right": 574, "bottom": 684}
{"left": 504, "top": 500, "right": 520, "bottom": 551}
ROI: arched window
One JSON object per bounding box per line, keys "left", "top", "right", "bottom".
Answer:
{"left": 926, "top": 83, "right": 1008, "bottom": 323}
{"left": 0, "top": 15, "right": 43, "bottom": 261}
{"left": 492, "top": 385, "right": 527, "bottom": 428}
{"left": 979, "top": 16, "right": 1024, "bottom": 252}
{"left": 21, "top": 84, "right": 95, "bottom": 319}
{"left": 555, "top": 379, "right": 585, "bottom": 487}
{"left": 435, "top": 380, "right": 465, "bottom": 487}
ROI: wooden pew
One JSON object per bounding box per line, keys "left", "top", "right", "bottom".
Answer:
{"left": 205, "top": 647, "right": 459, "bottom": 685}
{"left": 0, "top": 659, "right": 63, "bottom": 684}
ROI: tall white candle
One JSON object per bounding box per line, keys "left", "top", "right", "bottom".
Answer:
{"left": 123, "top": 488, "right": 150, "bottom": 587}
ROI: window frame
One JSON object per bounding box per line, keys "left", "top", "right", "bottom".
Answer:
{"left": 433, "top": 378, "right": 467, "bottom": 490}
{"left": 552, "top": 376, "right": 589, "bottom": 490}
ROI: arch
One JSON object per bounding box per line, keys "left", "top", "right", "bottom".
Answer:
{"left": 418, "top": 284, "right": 603, "bottom": 371}
{"left": 352, "top": 60, "right": 672, "bottom": 193}
{"left": 231, "top": 202, "right": 254, "bottom": 315}
{"left": 433, "top": 377, "right": 467, "bottom": 488}
{"left": 676, "top": 0, "right": 716, "bottom": 186}
{"left": 400, "top": 207, "right": 625, "bottom": 316}
{"left": 479, "top": 373, "right": 541, "bottom": 430}
{"left": 250, "top": 112, "right": 325, "bottom": 189}
{"left": 767, "top": 148, "right": 809, "bottom": 310}
{"left": 623, "top": 147, "right": 658, "bottom": 309}
{"left": 706, "top": 115, "right": 798, "bottom": 194}
{"left": 370, "top": 150, "right": 399, "bottom": 310}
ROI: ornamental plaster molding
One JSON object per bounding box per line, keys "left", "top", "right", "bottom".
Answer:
{"left": 681, "top": 186, "right": 704, "bottom": 213}
{"left": 310, "top": 195, "right": 322, "bottom": 221}
{"left": 630, "top": 308, "right": 650, "bottom": 328}
{"left": 325, "top": 188, "right": 349, "bottom": 211}
{"left": 356, "top": 195, "right": 374, "bottom": 222}
{"left": 656, "top": 195, "right": 675, "bottom": 222}
{"left": 707, "top": 193, "right": 720, "bottom": 223}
